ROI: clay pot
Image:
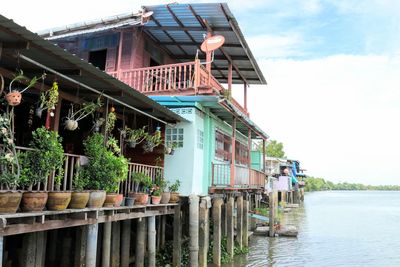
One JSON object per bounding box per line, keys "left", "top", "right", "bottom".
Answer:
{"left": 128, "top": 192, "right": 148, "bottom": 205}
{"left": 64, "top": 119, "right": 78, "bottom": 131}
{"left": 47, "top": 191, "right": 72, "bottom": 211}
{"left": 69, "top": 191, "right": 90, "bottom": 209}
{"left": 21, "top": 192, "right": 48, "bottom": 212}
{"left": 5, "top": 91, "right": 22, "bottom": 106}
{"left": 104, "top": 193, "right": 118, "bottom": 207}
{"left": 0, "top": 191, "right": 23, "bottom": 214}
{"left": 151, "top": 195, "right": 161, "bottom": 205}
{"left": 87, "top": 191, "right": 106, "bottom": 208}
{"left": 114, "top": 194, "right": 124, "bottom": 207}
{"left": 160, "top": 192, "right": 170, "bottom": 204}
{"left": 169, "top": 192, "right": 180, "bottom": 203}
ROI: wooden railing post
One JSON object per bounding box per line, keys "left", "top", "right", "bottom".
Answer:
{"left": 194, "top": 59, "right": 200, "bottom": 94}
{"left": 230, "top": 118, "right": 236, "bottom": 187}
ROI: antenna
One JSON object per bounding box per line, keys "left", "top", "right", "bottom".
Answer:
{"left": 200, "top": 35, "right": 225, "bottom": 53}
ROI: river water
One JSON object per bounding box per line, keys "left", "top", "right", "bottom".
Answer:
{"left": 223, "top": 191, "right": 400, "bottom": 267}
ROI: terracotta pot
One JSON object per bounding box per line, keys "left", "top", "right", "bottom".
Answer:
{"left": 104, "top": 193, "right": 118, "bottom": 207}
{"left": 169, "top": 192, "right": 180, "bottom": 203}
{"left": 0, "top": 191, "right": 23, "bottom": 214}
{"left": 151, "top": 195, "right": 161, "bottom": 205}
{"left": 87, "top": 191, "right": 106, "bottom": 208}
{"left": 5, "top": 91, "right": 22, "bottom": 106}
{"left": 128, "top": 192, "right": 148, "bottom": 205}
{"left": 160, "top": 192, "right": 170, "bottom": 204}
{"left": 69, "top": 191, "right": 90, "bottom": 209}
{"left": 47, "top": 191, "right": 72, "bottom": 211}
{"left": 114, "top": 194, "right": 124, "bottom": 207}
{"left": 21, "top": 191, "right": 48, "bottom": 212}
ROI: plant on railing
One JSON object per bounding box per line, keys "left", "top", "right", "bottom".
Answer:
{"left": 19, "top": 127, "right": 65, "bottom": 190}
{"left": 142, "top": 128, "right": 162, "bottom": 153}
{"left": 5, "top": 70, "right": 43, "bottom": 106}
{"left": 64, "top": 97, "right": 102, "bottom": 131}
{"left": 121, "top": 126, "right": 147, "bottom": 148}
{"left": 81, "top": 133, "right": 128, "bottom": 193}
{"left": 132, "top": 172, "right": 153, "bottom": 193}
{"left": 0, "top": 112, "right": 20, "bottom": 189}
{"left": 168, "top": 179, "right": 181, "bottom": 193}
{"left": 38, "top": 81, "right": 59, "bottom": 118}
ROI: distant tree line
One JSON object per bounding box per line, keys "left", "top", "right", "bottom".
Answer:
{"left": 304, "top": 177, "right": 400, "bottom": 191}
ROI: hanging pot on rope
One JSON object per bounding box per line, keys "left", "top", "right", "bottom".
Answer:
{"left": 5, "top": 91, "right": 22, "bottom": 106}
{"left": 5, "top": 70, "right": 42, "bottom": 107}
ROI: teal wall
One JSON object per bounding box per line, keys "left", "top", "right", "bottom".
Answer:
{"left": 251, "top": 151, "right": 263, "bottom": 171}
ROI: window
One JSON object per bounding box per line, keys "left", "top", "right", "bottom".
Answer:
{"left": 165, "top": 128, "right": 184, "bottom": 148}
{"left": 235, "top": 141, "right": 249, "bottom": 166}
{"left": 197, "top": 129, "right": 204, "bottom": 149}
{"left": 215, "top": 131, "right": 231, "bottom": 161}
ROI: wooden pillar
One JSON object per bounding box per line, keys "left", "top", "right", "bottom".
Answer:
{"left": 228, "top": 62, "right": 233, "bottom": 94}
{"left": 262, "top": 139, "right": 266, "bottom": 172}
{"left": 102, "top": 222, "right": 112, "bottom": 267}
{"left": 189, "top": 195, "right": 199, "bottom": 267}
{"left": 244, "top": 82, "right": 248, "bottom": 111}
{"left": 243, "top": 196, "right": 249, "bottom": 247}
{"left": 121, "top": 220, "right": 131, "bottom": 267}
{"left": 212, "top": 198, "right": 224, "bottom": 266}
{"left": 61, "top": 232, "right": 72, "bottom": 267}
{"left": 236, "top": 195, "right": 243, "bottom": 248}
{"left": 160, "top": 216, "right": 166, "bottom": 249}
{"left": 173, "top": 204, "right": 182, "bottom": 267}
{"left": 21, "top": 232, "right": 47, "bottom": 267}
{"left": 135, "top": 218, "right": 145, "bottom": 267}
{"left": 111, "top": 222, "right": 121, "bottom": 267}
{"left": 269, "top": 192, "right": 275, "bottom": 237}
{"left": 227, "top": 196, "right": 234, "bottom": 257}
{"left": 221, "top": 201, "right": 227, "bottom": 236}
{"left": 75, "top": 226, "right": 87, "bottom": 267}
{"left": 148, "top": 216, "right": 156, "bottom": 267}
{"left": 281, "top": 191, "right": 287, "bottom": 206}
{"left": 199, "top": 197, "right": 210, "bottom": 267}
{"left": 86, "top": 224, "right": 99, "bottom": 267}
{"left": 230, "top": 118, "right": 237, "bottom": 187}
{"left": 51, "top": 96, "right": 62, "bottom": 132}
{"left": 48, "top": 230, "right": 58, "bottom": 266}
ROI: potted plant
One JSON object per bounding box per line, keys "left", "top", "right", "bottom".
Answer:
{"left": 19, "top": 127, "right": 65, "bottom": 211}
{"left": 168, "top": 179, "right": 181, "bottom": 203}
{"left": 68, "top": 166, "right": 90, "bottom": 209}
{"left": 64, "top": 97, "right": 102, "bottom": 131}
{"left": 165, "top": 142, "right": 177, "bottom": 155}
{"left": 37, "top": 81, "right": 59, "bottom": 118}
{"left": 142, "top": 128, "right": 162, "bottom": 153}
{"left": 123, "top": 126, "right": 147, "bottom": 148}
{"left": 5, "top": 70, "right": 41, "bottom": 106}
{"left": 151, "top": 188, "right": 162, "bottom": 204}
{"left": 129, "top": 172, "right": 152, "bottom": 205}
{"left": 0, "top": 112, "right": 22, "bottom": 213}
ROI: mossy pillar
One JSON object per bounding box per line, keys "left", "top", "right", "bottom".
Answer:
{"left": 243, "top": 196, "right": 249, "bottom": 247}
{"left": 236, "top": 195, "right": 243, "bottom": 249}
{"left": 213, "top": 198, "right": 224, "bottom": 266}
{"left": 135, "top": 218, "right": 145, "bottom": 267}
{"left": 189, "top": 194, "right": 200, "bottom": 267}
{"left": 227, "top": 196, "right": 234, "bottom": 257}
{"left": 199, "top": 197, "right": 210, "bottom": 267}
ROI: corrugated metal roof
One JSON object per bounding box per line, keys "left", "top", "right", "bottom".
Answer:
{"left": 0, "top": 14, "right": 184, "bottom": 124}
{"left": 143, "top": 3, "right": 266, "bottom": 85}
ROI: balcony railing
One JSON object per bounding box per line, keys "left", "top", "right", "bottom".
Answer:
{"left": 211, "top": 163, "right": 265, "bottom": 189}
{"left": 4, "top": 146, "right": 163, "bottom": 195}
{"left": 108, "top": 61, "right": 248, "bottom": 115}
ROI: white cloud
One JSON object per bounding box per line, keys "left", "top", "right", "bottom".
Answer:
{"left": 233, "top": 54, "right": 400, "bottom": 185}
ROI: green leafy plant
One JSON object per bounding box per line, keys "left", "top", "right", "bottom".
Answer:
{"left": 64, "top": 97, "right": 102, "bottom": 130}
{"left": 122, "top": 126, "right": 147, "bottom": 147}
{"left": 19, "top": 127, "right": 65, "bottom": 190}
{"left": 80, "top": 133, "right": 128, "bottom": 193}
{"left": 143, "top": 129, "right": 162, "bottom": 153}
{"left": 0, "top": 112, "right": 20, "bottom": 189}
{"left": 168, "top": 179, "right": 181, "bottom": 193}
{"left": 152, "top": 188, "right": 162, "bottom": 196}
{"left": 39, "top": 81, "right": 59, "bottom": 111}
{"left": 8, "top": 70, "right": 42, "bottom": 94}
{"left": 73, "top": 166, "right": 88, "bottom": 191}
{"left": 106, "top": 110, "right": 116, "bottom": 135}
{"left": 132, "top": 172, "right": 152, "bottom": 193}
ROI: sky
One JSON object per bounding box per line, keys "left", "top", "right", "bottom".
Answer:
{"left": 3, "top": 1, "right": 400, "bottom": 185}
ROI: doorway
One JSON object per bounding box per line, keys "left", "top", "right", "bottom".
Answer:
{"left": 88, "top": 49, "right": 107, "bottom": 70}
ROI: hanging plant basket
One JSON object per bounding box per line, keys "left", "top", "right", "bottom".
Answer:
{"left": 5, "top": 91, "right": 22, "bottom": 106}
{"left": 5, "top": 70, "right": 43, "bottom": 107}
{"left": 64, "top": 119, "right": 78, "bottom": 131}
{"left": 64, "top": 98, "right": 102, "bottom": 131}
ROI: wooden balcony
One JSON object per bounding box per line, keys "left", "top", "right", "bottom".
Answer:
{"left": 108, "top": 61, "right": 249, "bottom": 116}
{"left": 9, "top": 146, "right": 163, "bottom": 195}
{"left": 211, "top": 163, "right": 265, "bottom": 190}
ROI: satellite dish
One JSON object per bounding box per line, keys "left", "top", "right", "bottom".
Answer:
{"left": 200, "top": 35, "right": 225, "bottom": 53}
{"left": 142, "top": 11, "right": 154, "bottom": 18}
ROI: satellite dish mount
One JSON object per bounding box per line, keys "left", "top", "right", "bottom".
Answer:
{"left": 199, "top": 34, "right": 225, "bottom": 73}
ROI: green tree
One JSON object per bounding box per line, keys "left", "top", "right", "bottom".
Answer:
{"left": 258, "top": 139, "right": 285, "bottom": 158}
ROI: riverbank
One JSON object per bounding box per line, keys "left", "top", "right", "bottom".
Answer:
{"left": 304, "top": 177, "right": 400, "bottom": 191}
{"left": 223, "top": 191, "right": 400, "bottom": 266}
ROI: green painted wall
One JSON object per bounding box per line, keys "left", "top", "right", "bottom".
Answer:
{"left": 251, "top": 151, "right": 263, "bottom": 171}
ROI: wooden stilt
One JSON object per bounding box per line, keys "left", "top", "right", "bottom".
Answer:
{"left": 160, "top": 216, "right": 166, "bottom": 249}
{"left": 213, "top": 198, "right": 224, "bottom": 266}
{"left": 227, "top": 196, "right": 234, "bottom": 257}
{"left": 243, "top": 196, "right": 249, "bottom": 247}
{"left": 173, "top": 204, "right": 182, "bottom": 267}
{"left": 86, "top": 224, "right": 99, "bottom": 267}
{"left": 75, "top": 226, "right": 87, "bottom": 267}
{"left": 135, "top": 218, "right": 145, "bottom": 267}
{"left": 236, "top": 195, "right": 243, "bottom": 249}
{"left": 269, "top": 192, "right": 275, "bottom": 237}
{"left": 148, "top": 216, "right": 156, "bottom": 267}
{"left": 121, "top": 220, "right": 131, "bottom": 267}
{"left": 199, "top": 197, "right": 210, "bottom": 267}
{"left": 189, "top": 195, "right": 199, "bottom": 267}
{"left": 111, "top": 221, "right": 121, "bottom": 267}
{"left": 102, "top": 222, "right": 111, "bottom": 267}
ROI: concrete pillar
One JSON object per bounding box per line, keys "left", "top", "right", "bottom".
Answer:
{"left": 213, "top": 198, "right": 224, "bottom": 267}
{"left": 86, "top": 224, "right": 99, "bottom": 267}
{"left": 221, "top": 201, "right": 227, "bottom": 236}
{"left": 243, "top": 196, "right": 249, "bottom": 247}
{"left": 121, "top": 220, "right": 131, "bottom": 267}
{"left": 269, "top": 192, "right": 275, "bottom": 237}
{"left": 189, "top": 195, "right": 200, "bottom": 267}
{"left": 227, "top": 196, "right": 234, "bottom": 257}
{"left": 102, "top": 222, "right": 112, "bottom": 267}
{"left": 75, "top": 226, "right": 87, "bottom": 267}
{"left": 111, "top": 222, "right": 121, "bottom": 267}
{"left": 173, "top": 204, "right": 182, "bottom": 267}
{"left": 199, "top": 197, "right": 210, "bottom": 267}
{"left": 0, "top": 236, "right": 3, "bottom": 267}
{"left": 135, "top": 218, "right": 145, "bottom": 267}
{"left": 61, "top": 233, "right": 71, "bottom": 266}
{"left": 148, "top": 216, "right": 156, "bottom": 267}
{"left": 161, "top": 216, "right": 166, "bottom": 249}
{"left": 236, "top": 195, "right": 243, "bottom": 249}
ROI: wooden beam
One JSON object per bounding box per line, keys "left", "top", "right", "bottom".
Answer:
{"left": 0, "top": 41, "right": 30, "bottom": 50}
{"left": 230, "top": 117, "right": 236, "bottom": 187}
{"left": 20, "top": 68, "right": 82, "bottom": 76}
{"left": 144, "top": 26, "right": 232, "bottom": 31}
{"left": 158, "top": 41, "right": 242, "bottom": 48}
{"left": 175, "top": 54, "right": 248, "bottom": 60}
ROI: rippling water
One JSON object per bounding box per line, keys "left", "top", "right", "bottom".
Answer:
{"left": 223, "top": 191, "right": 400, "bottom": 267}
